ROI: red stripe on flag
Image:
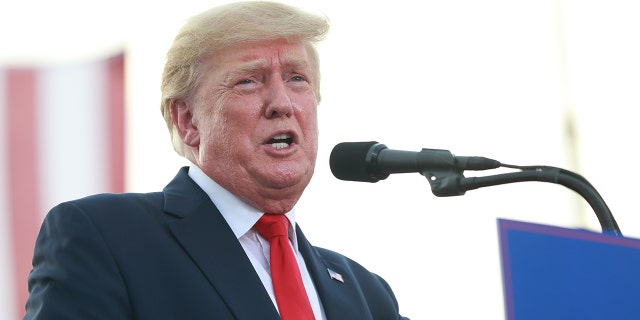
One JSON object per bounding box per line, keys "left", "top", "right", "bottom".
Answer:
{"left": 106, "top": 54, "right": 126, "bottom": 192}
{"left": 6, "top": 69, "right": 41, "bottom": 318}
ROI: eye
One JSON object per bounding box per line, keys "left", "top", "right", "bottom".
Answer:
{"left": 286, "top": 74, "right": 312, "bottom": 91}
{"left": 236, "top": 79, "right": 254, "bottom": 85}
{"left": 234, "top": 78, "right": 260, "bottom": 90}
{"left": 232, "top": 77, "right": 261, "bottom": 94}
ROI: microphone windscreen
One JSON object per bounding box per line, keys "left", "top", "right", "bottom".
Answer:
{"left": 329, "top": 141, "right": 378, "bottom": 182}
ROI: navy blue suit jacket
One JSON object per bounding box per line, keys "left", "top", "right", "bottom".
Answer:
{"left": 25, "top": 167, "right": 408, "bottom": 319}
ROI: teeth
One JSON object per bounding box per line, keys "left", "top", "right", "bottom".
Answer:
{"left": 272, "top": 133, "right": 291, "bottom": 140}
{"left": 272, "top": 142, "right": 289, "bottom": 149}
{"left": 268, "top": 133, "right": 293, "bottom": 149}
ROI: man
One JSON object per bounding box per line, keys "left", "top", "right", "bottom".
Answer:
{"left": 24, "top": 2, "right": 408, "bottom": 319}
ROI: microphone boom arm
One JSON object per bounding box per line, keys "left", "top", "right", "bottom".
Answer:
{"left": 422, "top": 166, "right": 622, "bottom": 236}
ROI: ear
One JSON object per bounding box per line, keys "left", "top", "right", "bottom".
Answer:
{"left": 170, "top": 98, "right": 200, "bottom": 147}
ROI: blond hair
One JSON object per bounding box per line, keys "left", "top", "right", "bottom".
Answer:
{"left": 160, "top": 1, "right": 330, "bottom": 155}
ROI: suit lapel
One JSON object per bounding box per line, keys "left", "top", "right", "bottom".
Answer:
{"left": 296, "top": 226, "right": 373, "bottom": 319}
{"left": 163, "top": 168, "right": 279, "bottom": 320}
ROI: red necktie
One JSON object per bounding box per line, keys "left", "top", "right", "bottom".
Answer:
{"left": 254, "top": 214, "right": 315, "bottom": 320}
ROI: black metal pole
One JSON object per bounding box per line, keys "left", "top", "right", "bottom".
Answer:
{"left": 423, "top": 166, "right": 622, "bottom": 236}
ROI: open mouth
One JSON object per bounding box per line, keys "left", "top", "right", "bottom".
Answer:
{"left": 266, "top": 133, "right": 294, "bottom": 149}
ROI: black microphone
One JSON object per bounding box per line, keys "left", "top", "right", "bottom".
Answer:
{"left": 329, "top": 141, "right": 501, "bottom": 182}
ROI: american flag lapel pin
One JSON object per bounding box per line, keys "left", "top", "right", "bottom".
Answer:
{"left": 327, "top": 268, "right": 344, "bottom": 283}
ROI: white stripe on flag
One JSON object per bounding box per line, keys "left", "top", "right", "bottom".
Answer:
{"left": 0, "top": 53, "right": 125, "bottom": 320}
{"left": 38, "top": 60, "right": 110, "bottom": 212}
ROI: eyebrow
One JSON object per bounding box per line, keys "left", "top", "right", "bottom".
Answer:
{"left": 222, "top": 56, "right": 312, "bottom": 83}
{"left": 223, "top": 61, "right": 266, "bottom": 82}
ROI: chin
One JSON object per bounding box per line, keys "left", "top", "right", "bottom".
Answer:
{"left": 262, "top": 168, "right": 313, "bottom": 190}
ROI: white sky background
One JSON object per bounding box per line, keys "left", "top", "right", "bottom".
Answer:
{"left": 1, "top": 0, "right": 640, "bottom": 319}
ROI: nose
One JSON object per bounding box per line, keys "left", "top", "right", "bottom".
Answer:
{"left": 263, "top": 78, "right": 293, "bottom": 119}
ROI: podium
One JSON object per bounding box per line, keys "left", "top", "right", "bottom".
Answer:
{"left": 498, "top": 219, "right": 640, "bottom": 320}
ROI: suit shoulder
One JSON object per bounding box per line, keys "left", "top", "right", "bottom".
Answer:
{"left": 46, "top": 191, "right": 165, "bottom": 225}
{"left": 59, "top": 191, "right": 163, "bottom": 210}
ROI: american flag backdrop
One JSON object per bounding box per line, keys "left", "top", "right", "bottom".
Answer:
{"left": 0, "top": 53, "right": 125, "bottom": 319}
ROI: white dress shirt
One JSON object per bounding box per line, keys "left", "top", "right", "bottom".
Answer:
{"left": 188, "top": 165, "right": 326, "bottom": 319}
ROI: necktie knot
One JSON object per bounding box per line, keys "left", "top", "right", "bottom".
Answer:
{"left": 254, "top": 214, "right": 289, "bottom": 239}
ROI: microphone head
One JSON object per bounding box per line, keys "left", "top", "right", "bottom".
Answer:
{"left": 329, "top": 141, "right": 388, "bottom": 182}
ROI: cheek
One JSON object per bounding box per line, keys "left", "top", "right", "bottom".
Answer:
{"left": 295, "top": 96, "right": 319, "bottom": 122}
{"left": 301, "top": 106, "right": 319, "bottom": 134}
{"left": 204, "top": 95, "right": 244, "bottom": 130}
{"left": 196, "top": 104, "right": 233, "bottom": 148}
{"left": 301, "top": 113, "right": 319, "bottom": 157}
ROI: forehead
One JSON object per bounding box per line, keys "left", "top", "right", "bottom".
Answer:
{"left": 208, "top": 39, "right": 314, "bottom": 74}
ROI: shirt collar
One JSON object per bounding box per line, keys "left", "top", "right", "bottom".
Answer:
{"left": 187, "top": 165, "right": 298, "bottom": 245}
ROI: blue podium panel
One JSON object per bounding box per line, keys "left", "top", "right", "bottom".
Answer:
{"left": 498, "top": 219, "right": 640, "bottom": 320}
